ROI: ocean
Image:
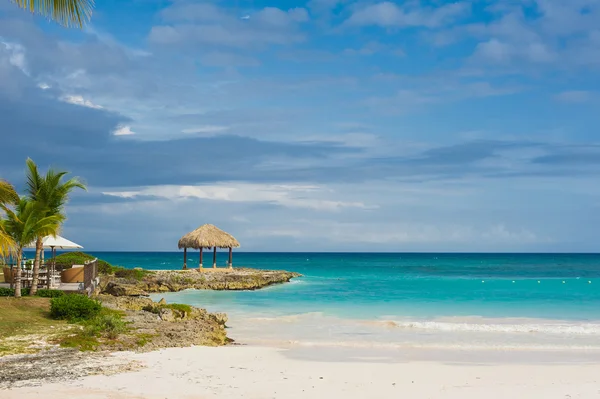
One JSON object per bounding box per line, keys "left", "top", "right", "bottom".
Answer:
{"left": 91, "top": 252, "right": 600, "bottom": 350}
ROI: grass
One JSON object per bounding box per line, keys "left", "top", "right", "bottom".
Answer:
{"left": 0, "top": 296, "right": 131, "bottom": 354}
{"left": 0, "top": 297, "right": 66, "bottom": 339}
{"left": 0, "top": 297, "right": 69, "bottom": 355}
{"left": 59, "top": 308, "right": 128, "bottom": 351}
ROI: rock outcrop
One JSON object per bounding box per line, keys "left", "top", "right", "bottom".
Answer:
{"left": 98, "top": 295, "right": 230, "bottom": 350}
{"left": 99, "top": 268, "right": 301, "bottom": 297}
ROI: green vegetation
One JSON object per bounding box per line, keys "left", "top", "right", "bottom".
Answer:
{"left": 0, "top": 295, "right": 130, "bottom": 354}
{"left": 54, "top": 251, "right": 112, "bottom": 272}
{"left": 36, "top": 289, "right": 65, "bottom": 298}
{"left": 0, "top": 287, "right": 30, "bottom": 296}
{"left": 143, "top": 302, "right": 193, "bottom": 318}
{"left": 0, "top": 288, "right": 65, "bottom": 297}
{"left": 0, "top": 297, "right": 69, "bottom": 355}
{"left": 11, "top": 0, "right": 94, "bottom": 28}
{"left": 53, "top": 251, "right": 151, "bottom": 280}
{"left": 50, "top": 294, "right": 102, "bottom": 321}
{"left": 114, "top": 267, "right": 151, "bottom": 280}
{"left": 60, "top": 308, "right": 128, "bottom": 350}
{"left": 0, "top": 297, "right": 65, "bottom": 340}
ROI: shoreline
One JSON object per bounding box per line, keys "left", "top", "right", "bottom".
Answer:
{"left": 100, "top": 268, "right": 302, "bottom": 296}
{"left": 3, "top": 345, "right": 600, "bottom": 398}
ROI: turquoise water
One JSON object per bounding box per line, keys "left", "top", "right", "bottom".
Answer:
{"left": 92, "top": 252, "right": 600, "bottom": 321}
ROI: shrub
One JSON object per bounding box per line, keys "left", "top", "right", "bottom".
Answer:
{"left": 0, "top": 287, "right": 31, "bottom": 296}
{"left": 84, "top": 311, "right": 127, "bottom": 339}
{"left": 167, "top": 303, "right": 192, "bottom": 316}
{"left": 113, "top": 267, "right": 148, "bottom": 280}
{"left": 54, "top": 252, "right": 96, "bottom": 270}
{"left": 97, "top": 260, "right": 114, "bottom": 275}
{"left": 54, "top": 252, "right": 113, "bottom": 274}
{"left": 50, "top": 294, "right": 101, "bottom": 321}
{"left": 143, "top": 302, "right": 192, "bottom": 318}
{"left": 36, "top": 289, "right": 65, "bottom": 298}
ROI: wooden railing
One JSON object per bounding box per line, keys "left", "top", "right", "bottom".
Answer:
{"left": 83, "top": 259, "right": 98, "bottom": 291}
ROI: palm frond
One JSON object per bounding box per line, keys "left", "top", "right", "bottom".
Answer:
{"left": 0, "top": 180, "right": 19, "bottom": 205}
{"left": 11, "top": 0, "right": 94, "bottom": 28}
{"left": 0, "top": 227, "right": 17, "bottom": 260}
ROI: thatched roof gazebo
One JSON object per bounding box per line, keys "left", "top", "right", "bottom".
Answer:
{"left": 178, "top": 224, "right": 240, "bottom": 270}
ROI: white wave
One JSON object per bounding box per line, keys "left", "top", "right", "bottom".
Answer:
{"left": 239, "top": 338, "right": 600, "bottom": 351}
{"left": 377, "top": 320, "right": 600, "bottom": 335}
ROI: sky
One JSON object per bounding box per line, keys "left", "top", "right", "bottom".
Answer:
{"left": 1, "top": 0, "right": 600, "bottom": 252}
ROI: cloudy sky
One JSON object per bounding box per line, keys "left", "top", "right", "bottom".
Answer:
{"left": 1, "top": 0, "right": 599, "bottom": 252}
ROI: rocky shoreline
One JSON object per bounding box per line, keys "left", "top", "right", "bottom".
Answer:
{"left": 100, "top": 268, "right": 302, "bottom": 296}
{"left": 0, "top": 268, "right": 301, "bottom": 388}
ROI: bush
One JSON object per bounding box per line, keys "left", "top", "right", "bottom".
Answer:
{"left": 0, "top": 287, "right": 62, "bottom": 297}
{"left": 97, "top": 260, "right": 114, "bottom": 275}
{"left": 143, "top": 302, "right": 192, "bottom": 318}
{"left": 0, "top": 287, "right": 30, "bottom": 296}
{"left": 113, "top": 267, "right": 148, "bottom": 280}
{"left": 53, "top": 252, "right": 113, "bottom": 274}
{"left": 54, "top": 252, "right": 96, "bottom": 270}
{"left": 36, "top": 289, "right": 65, "bottom": 298}
{"left": 50, "top": 294, "right": 102, "bottom": 321}
{"left": 84, "top": 311, "right": 128, "bottom": 339}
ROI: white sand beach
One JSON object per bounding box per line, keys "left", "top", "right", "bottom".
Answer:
{"left": 4, "top": 345, "right": 600, "bottom": 399}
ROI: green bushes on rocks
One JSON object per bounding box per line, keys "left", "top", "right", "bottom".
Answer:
{"left": 50, "top": 294, "right": 101, "bottom": 321}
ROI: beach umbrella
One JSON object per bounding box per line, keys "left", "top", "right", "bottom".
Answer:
{"left": 26, "top": 235, "right": 83, "bottom": 287}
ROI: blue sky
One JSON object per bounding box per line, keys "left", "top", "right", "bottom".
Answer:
{"left": 1, "top": 0, "right": 600, "bottom": 252}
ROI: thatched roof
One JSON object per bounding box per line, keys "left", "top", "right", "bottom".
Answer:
{"left": 178, "top": 224, "right": 240, "bottom": 249}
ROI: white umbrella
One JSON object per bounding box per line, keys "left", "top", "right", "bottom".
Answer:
{"left": 39, "top": 235, "right": 83, "bottom": 250}
{"left": 26, "top": 235, "right": 83, "bottom": 288}
{"left": 27, "top": 235, "right": 83, "bottom": 250}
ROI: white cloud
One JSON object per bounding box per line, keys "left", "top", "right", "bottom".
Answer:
{"left": 248, "top": 221, "right": 545, "bottom": 245}
{"left": 103, "top": 183, "right": 374, "bottom": 211}
{"left": 255, "top": 7, "right": 310, "bottom": 26}
{"left": 554, "top": 90, "right": 593, "bottom": 103}
{"left": 200, "top": 51, "right": 260, "bottom": 67}
{"left": 182, "top": 125, "right": 231, "bottom": 135}
{"left": 1, "top": 40, "right": 28, "bottom": 74}
{"left": 60, "top": 94, "right": 103, "bottom": 109}
{"left": 112, "top": 125, "right": 136, "bottom": 136}
{"left": 345, "top": 1, "right": 470, "bottom": 28}
{"left": 343, "top": 41, "right": 403, "bottom": 56}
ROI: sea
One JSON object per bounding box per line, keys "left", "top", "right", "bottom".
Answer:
{"left": 89, "top": 252, "right": 600, "bottom": 351}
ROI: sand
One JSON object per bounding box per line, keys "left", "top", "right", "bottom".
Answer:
{"left": 3, "top": 345, "right": 600, "bottom": 398}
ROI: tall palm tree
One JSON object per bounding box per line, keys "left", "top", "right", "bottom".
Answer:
{"left": 0, "top": 180, "right": 19, "bottom": 260}
{"left": 10, "top": 0, "right": 94, "bottom": 28}
{"left": 1, "top": 197, "right": 63, "bottom": 297}
{"left": 25, "top": 159, "right": 86, "bottom": 295}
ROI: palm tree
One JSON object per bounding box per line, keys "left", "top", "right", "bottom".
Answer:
{"left": 25, "top": 159, "right": 86, "bottom": 295}
{"left": 0, "top": 180, "right": 19, "bottom": 260}
{"left": 1, "top": 197, "right": 63, "bottom": 297}
{"left": 10, "top": 0, "right": 94, "bottom": 28}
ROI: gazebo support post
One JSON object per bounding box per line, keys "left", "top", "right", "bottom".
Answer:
{"left": 228, "top": 247, "right": 233, "bottom": 269}
{"left": 183, "top": 247, "right": 187, "bottom": 270}
{"left": 199, "top": 247, "right": 203, "bottom": 271}
{"left": 213, "top": 247, "right": 217, "bottom": 268}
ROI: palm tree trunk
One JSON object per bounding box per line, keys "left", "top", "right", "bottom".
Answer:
{"left": 14, "top": 249, "right": 22, "bottom": 298}
{"left": 30, "top": 236, "right": 43, "bottom": 295}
